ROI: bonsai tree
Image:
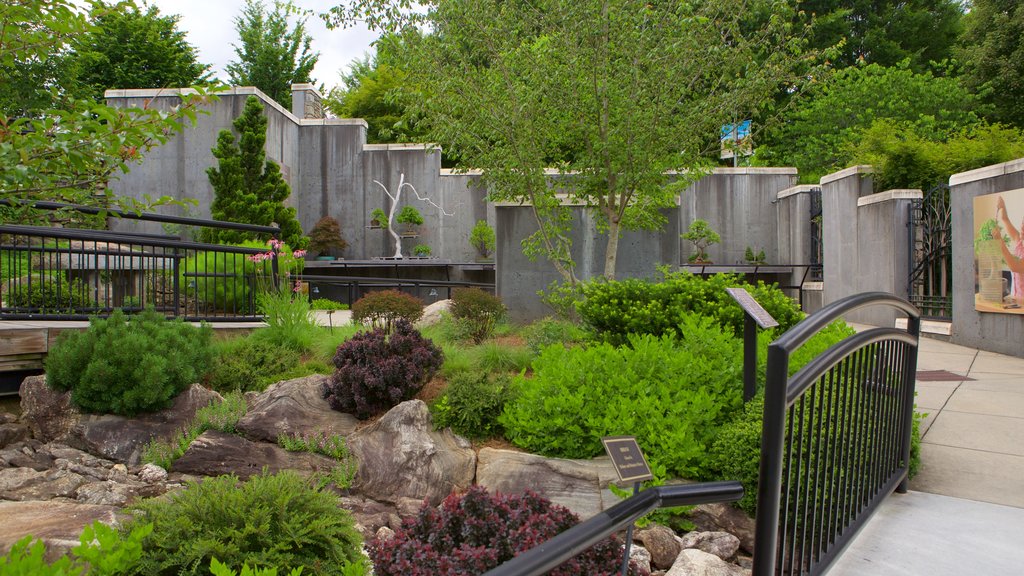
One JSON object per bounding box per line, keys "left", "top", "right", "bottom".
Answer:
{"left": 370, "top": 208, "right": 389, "bottom": 229}
{"left": 682, "top": 219, "right": 720, "bottom": 264}
{"left": 744, "top": 246, "right": 766, "bottom": 265}
{"left": 396, "top": 205, "right": 424, "bottom": 231}
{"left": 307, "top": 216, "right": 347, "bottom": 258}
{"left": 469, "top": 220, "right": 496, "bottom": 259}
{"left": 413, "top": 244, "right": 432, "bottom": 257}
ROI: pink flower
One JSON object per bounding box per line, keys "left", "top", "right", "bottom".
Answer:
{"left": 268, "top": 239, "right": 284, "bottom": 250}
{"left": 293, "top": 249, "right": 307, "bottom": 258}
{"left": 292, "top": 280, "right": 302, "bottom": 293}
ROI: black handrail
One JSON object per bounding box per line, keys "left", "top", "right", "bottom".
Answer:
{"left": 482, "top": 481, "right": 744, "bottom": 576}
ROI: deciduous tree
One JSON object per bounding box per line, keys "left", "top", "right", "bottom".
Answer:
{"left": 958, "top": 0, "right": 1024, "bottom": 127}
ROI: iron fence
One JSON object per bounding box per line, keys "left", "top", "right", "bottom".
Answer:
{"left": 753, "top": 292, "right": 920, "bottom": 576}
{"left": 907, "top": 183, "right": 952, "bottom": 319}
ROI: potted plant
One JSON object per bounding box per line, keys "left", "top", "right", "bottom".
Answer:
{"left": 412, "top": 244, "right": 432, "bottom": 257}
{"left": 469, "top": 220, "right": 496, "bottom": 261}
{"left": 307, "top": 216, "right": 347, "bottom": 260}
{"left": 682, "top": 219, "right": 720, "bottom": 264}
{"left": 396, "top": 205, "right": 424, "bottom": 236}
{"left": 744, "top": 246, "right": 766, "bottom": 265}
{"left": 370, "top": 208, "right": 389, "bottom": 229}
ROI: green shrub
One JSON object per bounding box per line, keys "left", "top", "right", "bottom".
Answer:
{"left": 523, "top": 317, "right": 587, "bottom": 356}
{"left": 210, "top": 558, "right": 304, "bottom": 576}
{"left": 351, "top": 290, "right": 424, "bottom": 332}
{"left": 255, "top": 290, "right": 318, "bottom": 352}
{"left": 0, "top": 521, "right": 151, "bottom": 575}
{"left": 577, "top": 270, "right": 803, "bottom": 345}
{"left": 449, "top": 287, "right": 506, "bottom": 344}
{"left": 310, "top": 298, "right": 348, "bottom": 311}
{"left": 125, "top": 471, "right": 367, "bottom": 576}
{"left": 205, "top": 337, "right": 303, "bottom": 394}
{"left": 142, "top": 393, "right": 248, "bottom": 470}
{"left": 469, "top": 220, "right": 496, "bottom": 258}
{"left": 500, "top": 314, "right": 742, "bottom": 479}
{"left": 182, "top": 248, "right": 259, "bottom": 315}
{"left": 395, "top": 205, "right": 423, "bottom": 226}
{"left": 45, "top": 309, "right": 213, "bottom": 416}
{"left": 431, "top": 373, "right": 517, "bottom": 439}
{"left": 7, "top": 272, "right": 91, "bottom": 312}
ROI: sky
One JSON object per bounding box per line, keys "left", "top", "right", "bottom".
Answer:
{"left": 145, "top": 0, "right": 380, "bottom": 92}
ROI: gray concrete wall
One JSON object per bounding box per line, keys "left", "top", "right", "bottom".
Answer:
{"left": 821, "top": 166, "right": 875, "bottom": 308}
{"left": 679, "top": 168, "right": 798, "bottom": 264}
{"left": 949, "top": 158, "right": 1024, "bottom": 357}
{"left": 853, "top": 190, "right": 921, "bottom": 325}
{"left": 775, "top": 184, "right": 817, "bottom": 296}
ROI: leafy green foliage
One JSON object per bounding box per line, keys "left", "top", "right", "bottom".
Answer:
{"left": 226, "top": 0, "right": 318, "bottom": 109}
{"left": 278, "top": 430, "right": 358, "bottom": 489}
{"left": 324, "top": 320, "right": 443, "bottom": 419}
{"left": 310, "top": 298, "right": 348, "bottom": 310}
{"left": 448, "top": 287, "right": 507, "bottom": 344}
{"left": 578, "top": 271, "right": 803, "bottom": 345}
{"left": 204, "top": 337, "right": 303, "bottom": 394}
{"left": 204, "top": 95, "right": 306, "bottom": 248}
{"left": 701, "top": 394, "right": 765, "bottom": 515}
{"left": 523, "top": 317, "right": 587, "bottom": 356}
{"left": 209, "top": 558, "right": 303, "bottom": 576}
{"left": 255, "top": 290, "right": 319, "bottom": 352}
{"left": 369, "top": 486, "right": 641, "bottom": 576}
{"left": 500, "top": 315, "right": 742, "bottom": 479}
{"left": 0, "top": 520, "right": 152, "bottom": 576}
{"left": 142, "top": 393, "right": 248, "bottom": 470}
{"left": 6, "top": 273, "right": 91, "bottom": 312}
{"left": 351, "top": 289, "right": 424, "bottom": 332}
{"left": 182, "top": 248, "right": 261, "bottom": 315}
{"left": 45, "top": 309, "right": 214, "bottom": 416}
{"left": 411, "top": 244, "right": 431, "bottom": 257}
{"left": 469, "top": 219, "right": 496, "bottom": 258}
{"left": 431, "top": 373, "right": 516, "bottom": 439}
{"left": 958, "top": 0, "right": 1024, "bottom": 127}
{"left": 126, "top": 471, "right": 367, "bottom": 576}
{"left": 682, "top": 219, "right": 721, "bottom": 263}
{"left": 395, "top": 205, "right": 423, "bottom": 226}
{"left": 306, "top": 216, "right": 347, "bottom": 257}
{"left": 369, "top": 208, "right": 389, "bottom": 228}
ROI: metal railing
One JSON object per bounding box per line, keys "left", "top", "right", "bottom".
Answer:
{"left": 753, "top": 292, "right": 920, "bottom": 576}
{"left": 481, "top": 481, "right": 744, "bottom": 576}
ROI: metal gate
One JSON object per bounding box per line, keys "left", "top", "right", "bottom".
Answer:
{"left": 907, "top": 183, "right": 952, "bottom": 320}
{"left": 809, "top": 187, "right": 823, "bottom": 281}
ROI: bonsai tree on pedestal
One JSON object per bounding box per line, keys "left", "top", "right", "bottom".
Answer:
{"left": 682, "top": 219, "right": 720, "bottom": 264}
{"left": 470, "top": 220, "right": 496, "bottom": 261}
{"left": 396, "top": 205, "right": 424, "bottom": 235}
{"left": 307, "top": 216, "right": 348, "bottom": 259}
{"left": 412, "top": 244, "right": 432, "bottom": 257}
{"left": 370, "top": 208, "right": 388, "bottom": 229}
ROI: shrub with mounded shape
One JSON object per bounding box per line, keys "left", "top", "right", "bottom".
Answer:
{"left": 430, "top": 373, "right": 516, "bottom": 439}
{"left": 449, "top": 287, "right": 506, "bottom": 343}
{"left": 351, "top": 289, "right": 424, "bottom": 332}
{"left": 370, "top": 485, "right": 644, "bottom": 576}
{"left": 323, "top": 319, "right": 443, "bottom": 419}
{"left": 124, "top": 471, "right": 367, "bottom": 576}
{"left": 45, "top": 308, "right": 213, "bottom": 416}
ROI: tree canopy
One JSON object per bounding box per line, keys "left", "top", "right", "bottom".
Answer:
{"left": 958, "top": 0, "right": 1024, "bottom": 128}
{"left": 227, "top": 0, "right": 319, "bottom": 109}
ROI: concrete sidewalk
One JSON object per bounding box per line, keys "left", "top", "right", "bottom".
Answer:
{"left": 828, "top": 335, "right": 1024, "bottom": 575}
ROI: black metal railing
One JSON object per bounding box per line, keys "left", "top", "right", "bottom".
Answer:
{"left": 0, "top": 203, "right": 282, "bottom": 321}
{"left": 753, "top": 292, "right": 920, "bottom": 576}
{"left": 907, "top": 183, "right": 952, "bottom": 320}
{"left": 481, "top": 481, "right": 744, "bottom": 576}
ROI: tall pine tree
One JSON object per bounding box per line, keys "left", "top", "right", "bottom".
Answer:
{"left": 205, "top": 95, "right": 306, "bottom": 248}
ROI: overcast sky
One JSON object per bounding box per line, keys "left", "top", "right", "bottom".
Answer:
{"left": 144, "top": 0, "right": 379, "bottom": 92}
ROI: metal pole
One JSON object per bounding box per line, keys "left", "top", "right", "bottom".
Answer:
{"left": 619, "top": 482, "right": 641, "bottom": 576}
{"left": 744, "top": 314, "right": 757, "bottom": 402}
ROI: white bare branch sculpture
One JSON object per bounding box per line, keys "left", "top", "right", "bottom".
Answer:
{"left": 372, "top": 172, "right": 458, "bottom": 259}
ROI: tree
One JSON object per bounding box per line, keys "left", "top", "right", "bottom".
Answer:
{"left": 226, "top": 0, "right": 319, "bottom": 109}
{"left": 70, "top": 2, "right": 212, "bottom": 101}
{"left": 205, "top": 95, "right": 306, "bottom": 248}
{"left": 958, "top": 0, "right": 1024, "bottom": 127}
{"left": 0, "top": 0, "right": 209, "bottom": 224}
{"left": 798, "top": 1, "right": 965, "bottom": 72}
{"left": 755, "top": 62, "right": 986, "bottom": 183}
{"left": 328, "top": 0, "right": 821, "bottom": 282}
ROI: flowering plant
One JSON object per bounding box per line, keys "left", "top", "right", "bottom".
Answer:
{"left": 248, "top": 239, "right": 307, "bottom": 293}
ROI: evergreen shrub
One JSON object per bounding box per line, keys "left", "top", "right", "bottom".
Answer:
{"left": 323, "top": 319, "right": 443, "bottom": 419}
{"left": 449, "top": 287, "right": 506, "bottom": 343}
{"left": 45, "top": 309, "right": 213, "bottom": 416}
{"left": 125, "top": 471, "right": 367, "bottom": 576}
{"left": 205, "top": 337, "right": 303, "bottom": 393}
{"left": 499, "top": 314, "right": 742, "bottom": 478}
{"left": 431, "top": 373, "right": 516, "bottom": 439}
{"left": 369, "top": 486, "right": 643, "bottom": 576}
{"left": 351, "top": 289, "right": 424, "bottom": 332}
{"left": 7, "top": 273, "right": 91, "bottom": 312}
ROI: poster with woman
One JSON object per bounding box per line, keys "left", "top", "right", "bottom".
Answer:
{"left": 973, "top": 188, "right": 1024, "bottom": 314}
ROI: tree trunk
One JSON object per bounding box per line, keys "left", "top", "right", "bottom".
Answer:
{"left": 603, "top": 219, "right": 621, "bottom": 280}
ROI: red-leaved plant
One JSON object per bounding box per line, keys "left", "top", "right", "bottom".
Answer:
{"left": 369, "top": 486, "right": 647, "bottom": 576}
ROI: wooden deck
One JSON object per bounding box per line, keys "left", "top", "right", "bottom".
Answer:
{"left": 0, "top": 320, "right": 266, "bottom": 373}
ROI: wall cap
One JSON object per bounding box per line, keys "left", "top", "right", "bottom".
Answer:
{"left": 820, "top": 165, "right": 873, "bottom": 185}
{"left": 856, "top": 189, "right": 922, "bottom": 207}
{"left": 104, "top": 86, "right": 298, "bottom": 123}
{"left": 363, "top": 143, "right": 439, "bottom": 152}
{"left": 710, "top": 167, "right": 798, "bottom": 175}
{"left": 949, "top": 157, "right": 1024, "bottom": 187}
{"left": 776, "top": 184, "right": 820, "bottom": 200}
{"left": 298, "top": 118, "right": 367, "bottom": 127}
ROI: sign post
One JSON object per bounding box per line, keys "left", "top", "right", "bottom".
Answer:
{"left": 725, "top": 287, "right": 779, "bottom": 402}
{"left": 602, "top": 436, "right": 654, "bottom": 576}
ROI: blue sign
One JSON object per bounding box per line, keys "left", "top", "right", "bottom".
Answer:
{"left": 721, "top": 120, "right": 752, "bottom": 142}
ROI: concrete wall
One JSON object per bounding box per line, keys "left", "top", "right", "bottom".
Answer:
{"left": 776, "top": 184, "right": 821, "bottom": 313}
{"left": 949, "top": 159, "right": 1024, "bottom": 357}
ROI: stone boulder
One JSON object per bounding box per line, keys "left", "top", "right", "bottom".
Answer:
{"left": 475, "top": 448, "right": 620, "bottom": 520}
{"left": 666, "top": 548, "right": 749, "bottom": 576}
{"left": 637, "top": 524, "right": 683, "bottom": 570}
{"left": 236, "top": 374, "right": 358, "bottom": 443}
{"left": 689, "top": 503, "right": 756, "bottom": 554}
{"left": 346, "top": 400, "right": 475, "bottom": 505}
{"left": 415, "top": 299, "right": 451, "bottom": 329}
{"left": 20, "top": 377, "right": 223, "bottom": 466}
{"left": 0, "top": 413, "right": 30, "bottom": 449}
{"left": 678, "top": 531, "right": 740, "bottom": 562}
{"left": 0, "top": 501, "right": 120, "bottom": 561}
{"left": 172, "top": 430, "right": 338, "bottom": 480}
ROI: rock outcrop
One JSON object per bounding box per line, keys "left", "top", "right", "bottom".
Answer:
{"left": 236, "top": 374, "right": 358, "bottom": 443}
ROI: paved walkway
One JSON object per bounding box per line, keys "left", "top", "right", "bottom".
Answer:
{"left": 829, "top": 335, "right": 1024, "bottom": 575}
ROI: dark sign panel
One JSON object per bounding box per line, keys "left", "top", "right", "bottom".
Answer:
{"left": 601, "top": 436, "right": 654, "bottom": 483}
{"left": 725, "top": 287, "right": 779, "bottom": 328}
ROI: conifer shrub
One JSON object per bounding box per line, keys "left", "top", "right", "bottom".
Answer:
{"left": 430, "top": 373, "right": 516, "bottom": 439}
{"left": 125, "top": 471, "right": 367, "bottom": 576}
{"left": 449, "top": 287, "right": 506, "bottom": 344}
{"left": 369, "top": 486, "right": 644, "bottom": 576}
{"left": 205, "top": 337, "right": 303, "bottom": 393}
{"left": 45, "top": 309, "right": 213, "bottom": 416}
{"left": 323, "top": 320, "right": 443, "bottom": 419}
{"left": 351, "top": 290, "right": 424, "bottom": 332}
